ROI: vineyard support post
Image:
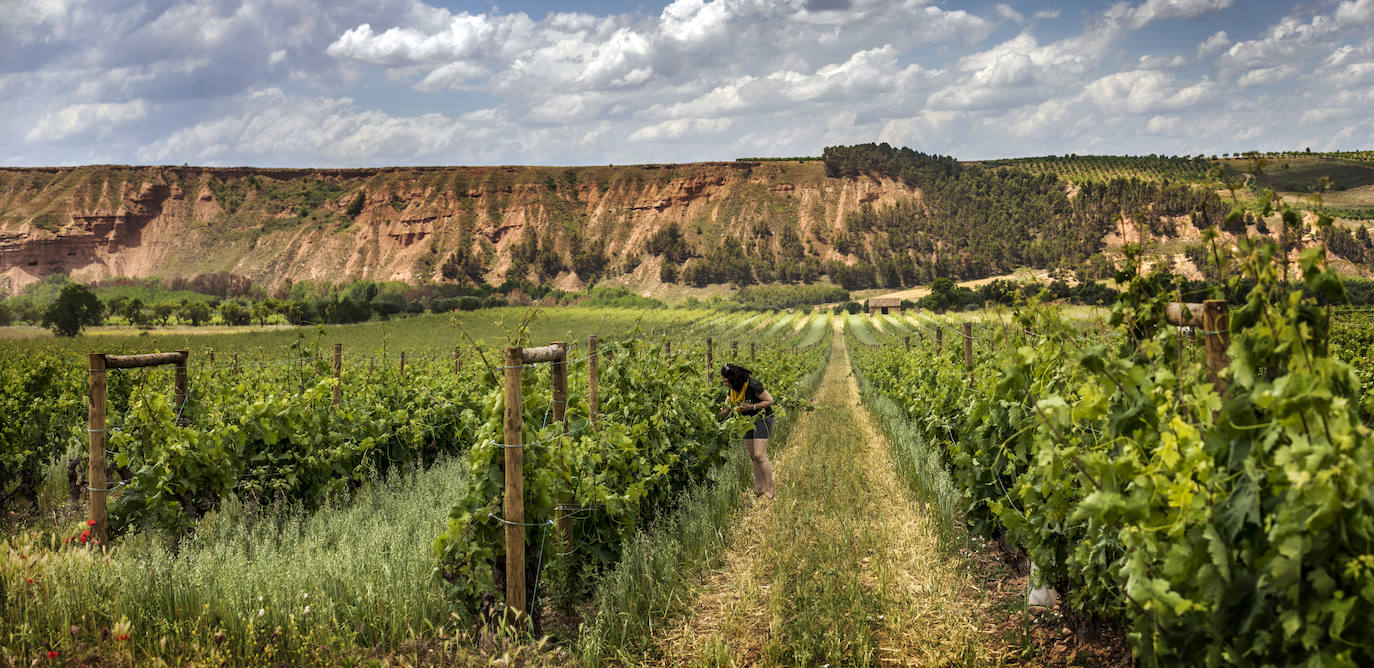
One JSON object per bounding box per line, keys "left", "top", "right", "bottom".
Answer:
{"left": 588, "top": 336, "right": 599, "bottom": 426}
{"left": 1202, "top": 300, "right": 1230, "bottom": 395}
{"left": 173, "top": 350, "right": 189, "bottom": 426}
{"left": 936, "top": 327, "right": 943, "bottom": 355}
{"left": 732, "top": 341, "right": 739, "bottom": 359}
{"left": 664, "top": 339, "right": 670, "bottom": 355}
{"left": 551, "top": 342, "right": 568, "bottom": 428}
{"left": 502, "top": 346, "right": 525, "bottom": 620}
{"left": 208, "top": 352, "right": 215, "bottom": 364}
{"left": 750, "top": 342, "right": 755, "bottom": 361}
{"left": 707, "top": 338, "right": 713, "bottom": 373}
{"left": 454, "top": 346, "right": 461, "bottom": 375}
{"left": 232, "top": 354, "right": 238, "bottom": 375}
{"left": 332, "top": 343, "right": 342, "bottom": 409}
{"left": 551, "top": 341, "right": 572, "bottom": 549}
{"left": 400, "top": 352, "right": 406, "bottom": 380}
{"left": 88, "top": 354, "right": 107, "bottom": 547}
{"left": 963, "top": 323, "right": 973, "bottom": 374}
{"left": 904, "top": 336, "right": 910, "bottom": 352}
{"left": 87, "top": 350, "right": 190, "bottom": 547}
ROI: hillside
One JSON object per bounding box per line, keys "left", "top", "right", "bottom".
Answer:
{"left": 2, "top": 148, "right": 1372, "bottom": 296}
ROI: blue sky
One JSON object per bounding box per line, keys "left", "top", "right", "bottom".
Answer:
{"left": 2, "top": 0, "right": 1371, "bottom": 167}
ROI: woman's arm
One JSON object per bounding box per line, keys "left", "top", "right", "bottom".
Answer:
{"left": 748, "top": 390, "right": 774, "bottom": 412}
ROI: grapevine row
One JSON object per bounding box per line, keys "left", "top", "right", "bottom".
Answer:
{"left": 851, "top": 242, "right": 1374, "bottom": 665}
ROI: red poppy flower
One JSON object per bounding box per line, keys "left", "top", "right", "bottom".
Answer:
{"left": 26, "top": 578, "right": 34, "bottom": 584}
{"left": 117, "top": 634, "right": 130, "bottom": 642}
{"left": 79, "top": 530, "right": 90, "bottom": 544}
{"left": 47, "top": 651, "right": 58, "bottom": 659}
{"left": 86, "top": 519, "right": 96, "bottom": 527}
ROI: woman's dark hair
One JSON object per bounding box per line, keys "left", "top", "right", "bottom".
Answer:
{"left": 720, "top": 363, "right": 752, "bottom": 390}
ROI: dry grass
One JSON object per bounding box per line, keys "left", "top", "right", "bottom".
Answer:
{"left": 647, "top": 329, "right": 996, "bottom": 666}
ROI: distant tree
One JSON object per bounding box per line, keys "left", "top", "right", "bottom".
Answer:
{"left": 251, "top": 300, "right": 276, "bottom": 326}
{"left": 42, "top": 283, "right": 104, "bottom": 336}
{"left": 281, "top": 300, "right": 316, "bottom": 325}
{"left": 105, "top": 296, "right": 128, "bottom": 320}
{"left": 12, "top": 301, "right": 41, "bottom": 324}
{"left": 152, "top": 303, "right": 177, "bottom": 326}
{"left": 180, "top": 301, "right": 212, "bottom": 326}
{"left": 0, "top": 301, "right": 12, "bottom": 326}
{"left": 219, "top": 301, "right": 251, "bottom": 326}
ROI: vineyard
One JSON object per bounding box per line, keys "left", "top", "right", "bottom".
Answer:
{"left": 981, "top": 154, "right": 1213, "bottom": 184}
{"left": 849, "top": 242, "right": 1374, "bottom": 665}
{"left": 0, "top": 307, "right": 829, "bottom": 664}
{"left": 4, "top": 241, "right": 1374, "bottom": 665}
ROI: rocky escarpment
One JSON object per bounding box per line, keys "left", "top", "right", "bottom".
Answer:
{"left": 0, "top": 162, "right": 917, "bottom": 294}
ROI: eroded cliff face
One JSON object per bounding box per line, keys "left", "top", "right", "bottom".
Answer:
{"left": 0, "top": 162, "right": 917, "bottom": 294}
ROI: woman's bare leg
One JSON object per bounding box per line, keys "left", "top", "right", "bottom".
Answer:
{"left": 747, "top": 438, "right": 774, "bottom": 497}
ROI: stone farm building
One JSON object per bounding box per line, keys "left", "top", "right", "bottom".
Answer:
{"left": 868, "top": 297, "right": 902, "bottom": 315}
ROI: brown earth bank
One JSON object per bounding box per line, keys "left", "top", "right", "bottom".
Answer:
{"left": 0, "top": 161, "right": 916, "bottom": 295}
{"left": 3, "top": 160, "right": 1371, "bottom": 297}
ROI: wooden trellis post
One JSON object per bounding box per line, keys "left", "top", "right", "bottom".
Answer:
{"left": 749, "top": 341, "right": 755, "bottom": 361}
{"left": 87, "top": 354, "right": 107, "bottom": 546}
{"left": 454, "top": 346, "right": 462, "bottom": 375}
{"left": 588, "top": 336, "right": 600, "bottom": 426}
{"left": 1202, "top": 300, "right": 1230, "bottom": 395}
{"left": 501, "top": 346, "right": 524, "bottom": 621}
{"left": 707, "top": 338, "right": 714, "bottom": 373}
{"left": 399, "top": 351, "right": 406, "bottom": 380}
{"left": 550, "top": 342, "right": 568, "bottom": 428}
{"left": 173, "top": 350, "right": 189, "bottom": 426}
{"left": 333, "top": 343, "right": 343, "bottom": 409}
{"left": 550, "top": 341, "right": 572, "bottom": 549}
{"left": 963, "top": 323, "right": 973, "bottom": 374}
{"left": 904, "top": 336, "right": 911, "bottom": 351}
{"left": 1165, "top": 301, "right": 1230, "bottom": 395}
{"left": 936, "top": 327, "right": 943, "bottom": 356}
{"left": 500, "top": 342, "right": 566, "bottom": 621}
{"left": 732, "top": 341, "right": 739, "bottom": 359}
{"left": 88, "top": 350, "right": 190, "bottom": 547}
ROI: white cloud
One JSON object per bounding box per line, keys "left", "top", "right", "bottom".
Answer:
{"left": 926, "top": 32, "right": 1098, "bottom": 110}
{"left": 327, "top": 0, "right": 992, "bottom": 97}
{"left": 137, "top": 88, "right": 506, "bottom": 164}
{"left": 1221, "top": 0, "right": 1374, "bottom": 71}
{"left": 1145, "top": 114, "right": 1181, "bottom": 134}
{"left": 996, "top": 3, "right": 1025, "bottom": 23}
{"left": 1082, "top": 70, "right": 1213, "bottom": 114}
{"left": 3, "top": 0, "right": 1374, "bottom": 167}
{"left": 1235, "top": 65, "right": 1298, "bottom": 88}
{"left": 1196, "top": 30, "right": 1230, "bottom": 59}
{"left": 1109, "top": 0, "right": 1234, "bottom": 30}
{"left": 26, "top": 100, "right": 149, "bottom": 142}
{"left": 326, "top": 13, "right": 539, "bottom": 67}
{"left": 627, "top": 117, "right": 732, "bottom": 143}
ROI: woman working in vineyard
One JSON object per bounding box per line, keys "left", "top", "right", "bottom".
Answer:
{"left": 717, "top": 363, "right": 775, "bottom": 499}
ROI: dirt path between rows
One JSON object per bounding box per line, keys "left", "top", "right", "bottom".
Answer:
{"left": 646, "top": 326, "right": 994, "bottom": 666}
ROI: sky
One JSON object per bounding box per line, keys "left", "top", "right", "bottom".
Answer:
{"left": 1, "top": 0, "right": 1372, "bottom": 167}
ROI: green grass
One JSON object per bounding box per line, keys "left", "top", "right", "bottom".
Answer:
{"left": 0, "top": 307, "right": 714, "bottom": 361}
{"left": 1, "top": 457, "right": 474, "bottom": 665}
{"left": 760, "top": 396, "right": 885, "bottom": 666}
{"left": 845, "top": 314, "right": 879, "bottom": 346}
{"left": 763, "top": 312, "right": 799, "bottom": 339}
{"left": 796, "top": 314, "right": 828, "bottom": 348}
{"left": 882, "top": 314, "right": 912, "bottom": 334}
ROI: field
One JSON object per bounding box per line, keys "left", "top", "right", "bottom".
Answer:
{"left": 4, "top": 245, "right": 1374, "bottom": 667}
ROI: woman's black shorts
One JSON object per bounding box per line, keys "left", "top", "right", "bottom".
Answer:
{"left": 745, "top": 415, "right": 774, "bottom": 440}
